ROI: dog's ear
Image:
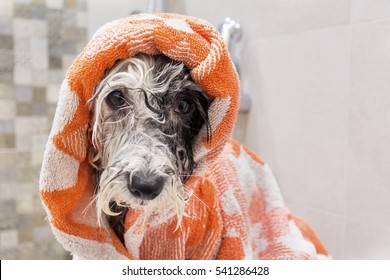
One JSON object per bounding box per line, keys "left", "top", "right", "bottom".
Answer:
{"left": 184, "top": 84, "right": 212, "bottom": 144}
{"left": 196, "top": 90, "right": 212, "bottom": 144}
{"left": 86, "top": 100, "right": 104, "bottom": 171}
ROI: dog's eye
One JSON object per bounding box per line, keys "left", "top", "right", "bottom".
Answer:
{"left": 106, "top": 91, "right": 126, "bottom": 108}
{"left": 175, "top": 99, "right": 192, "bottom": 114}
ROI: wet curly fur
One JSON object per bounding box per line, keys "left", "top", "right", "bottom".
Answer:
{"left": 88, "top": 53, "right": 211, "bottom": 243}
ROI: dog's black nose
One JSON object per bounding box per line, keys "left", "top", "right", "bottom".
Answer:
{"left": 129, "top": 173, "right": 164, "bottom": 200}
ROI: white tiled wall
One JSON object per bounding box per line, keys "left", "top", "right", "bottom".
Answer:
{"left": 0, "top": 0, "right": 87, "bottom": 259}
{"left": 86, "top": 0, "right": 390, "bottom": 259}
{"left": 187, "top": 0, "right": 390, "bottom": 259}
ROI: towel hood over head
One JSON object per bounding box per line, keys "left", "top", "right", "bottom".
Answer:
{"left": 40, "top": 13, "right": 329, "bottom": 260}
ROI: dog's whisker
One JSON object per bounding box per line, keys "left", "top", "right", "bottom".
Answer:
{"left": 185, "top": 185, "right": 214, "bottom": 214}
{"left": 88, "top": 53, "right": 211, "bottom": 242}
{"left": 82, "top": 192, "right": 99, "bottom": 216}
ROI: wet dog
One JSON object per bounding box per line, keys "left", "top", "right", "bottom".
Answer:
{"left": 88, "top": 53, "right": 211, "bottom": 243}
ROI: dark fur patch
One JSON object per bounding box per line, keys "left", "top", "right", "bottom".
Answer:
{"left": 102, "top": 54, "right": 211, "bottom": 243}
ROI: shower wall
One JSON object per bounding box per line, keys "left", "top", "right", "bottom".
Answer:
{"left": 0, "top": 0, "right": 87, "bottom": 259}
{"left": 187, "top": 0, "right": 390, "bottom": 259}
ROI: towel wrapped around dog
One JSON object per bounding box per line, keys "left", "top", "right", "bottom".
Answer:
{"left": 39, "top": 13, "right": 329, "bottom": 259}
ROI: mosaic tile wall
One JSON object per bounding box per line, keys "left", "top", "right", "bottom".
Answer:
{"left": 0, "top": 0, "right": 87, "bottom": 259}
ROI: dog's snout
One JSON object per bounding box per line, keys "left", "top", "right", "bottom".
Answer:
{"left": 129, "top": 173, "right": 164, "bottom": 200}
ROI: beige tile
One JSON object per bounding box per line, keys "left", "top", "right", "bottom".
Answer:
{"left": 14, "top": 66, "right": 32, "bottom": 85}
{"left": 17, "top": 103, "right": 33, "bottom": 116}
{"left": 242, "top": 36, "right": 306, "bottom": 186}
{"left": 31, "top": 38, "right": 48, "bottom": 70}
{"left": 13, "top": 18, "right": 33, "bottom": 39}
{"left": 351, "top": 0, "right": 390, "bottom": 22}
{"left": 76, "top": 11, "right": 88, "bottom": 28}
{"left": 46, "top": 0, "right": 64, "bottom": 9}
{"left": 0, "top": 151, "right": 30, "bottom": 167}
{"left": 16, "top": 195, "right": 34, "bottom": 214}
{"left": 13, "top": 37, "right": 31, "bottom": 56}
{"left": 0, "top": 99, "right": 16, "bottom": 119}
{"left": 46, "top": 84, "right": 60, "bottom": 103}
{"left": 0, "top": 120, "right": 14, "bottom": 134}
{"left": 346, "top": 19, "right": 390, "bottom": 228}
{"left": 32, "top": 70, "right": 48, "bottom": 87}
{"left": 344, "top": 219, "right": 390, "bottom": 259}
{"left": 16, "top": 0, "right": 33, "bottom": 4}
{"left": 16, "top": 86, "right": 33, "bottom": 102}
{"left": 48, "top": 70, "right": 63, "bottom": 84}
{"left": 3, "top": 183, "right": 33, "bottom": 196}
{"left": 32, "top": 134, "right": 48, "bottom": 165}
{"left": 0, "top": 135, "right": 15, "bottom": 148}
{"left": 17, "top": 241, "right": 34, "bottom": 259}
{"left": 31, "top": 19, "right": 47, "bottom": 38}
{"left": 19, "top": 230, "right": 33, "bottom": 244}
{"left": 64, "top": 0, "right": 77, "bottom": 9}
{"left": 87, "top": 0, "right": 145, "bottom": 38}
{"left": 186, "top": 0, "right": 351, "bottom": 39}
{"left": 0, "top": 229, "right": 19, "bottom": 250}
{"left": 233, "top": 112, "right": 249, "bottom": 143}
{"left": 0, "top": 1, "right": 14, "bottom": 19}
{"left": 287, "top": 202, "right": 345, "bottom": 259}
{"left": 15, "top": 117, "right": 48, "bottom": 148}
{"left": 244, "top": 26, "right": 351, "bottom": 214}
{"left": 0, "top": 84, "right": 15, "bottom": 100}
{"left": 62, "top": 55, "right": 76, "bottom": 70}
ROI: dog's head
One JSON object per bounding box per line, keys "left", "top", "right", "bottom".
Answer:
{"left": 88, "top": 53, "right": 211, "bottom": 226}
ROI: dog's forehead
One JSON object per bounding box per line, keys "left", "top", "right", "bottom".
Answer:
{"left": 106, "top": 54, "right": 192, "bottom": 95}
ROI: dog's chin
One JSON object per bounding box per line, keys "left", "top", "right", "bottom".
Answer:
{"left": 96, "top": 182, "right": 187, "bottom": 227}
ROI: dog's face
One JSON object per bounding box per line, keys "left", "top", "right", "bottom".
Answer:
{"left": 88, "top": 54, "right": 211, "bottom": 231}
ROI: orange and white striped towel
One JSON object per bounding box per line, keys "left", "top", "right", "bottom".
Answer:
{"left": 39, "top": 13, "right": 329, "bottom": 259}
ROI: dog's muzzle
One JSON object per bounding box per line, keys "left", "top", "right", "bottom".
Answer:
{"left": 128, "top": 172, "right": 164, "bottom": 200}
